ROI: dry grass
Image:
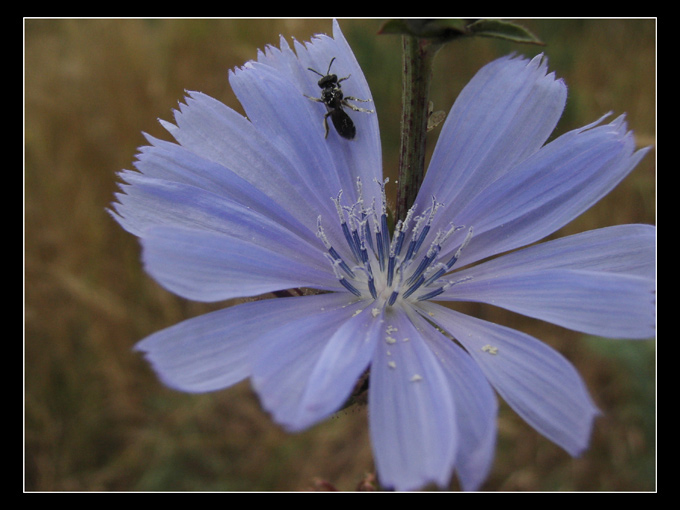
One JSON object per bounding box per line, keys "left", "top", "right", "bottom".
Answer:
{"left": 25, "top": 19, "right": 655, "bottom": 491}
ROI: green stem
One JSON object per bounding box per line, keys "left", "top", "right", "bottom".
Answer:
{"left": 395, "top": 35, "right": 439, "bottom": 222}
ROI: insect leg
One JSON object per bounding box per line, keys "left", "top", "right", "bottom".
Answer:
{"left": 343, "top": 97, "right": 374, "bottom": 114}
{"left": 344, "top": 96, "right": 372, "bottom": 103}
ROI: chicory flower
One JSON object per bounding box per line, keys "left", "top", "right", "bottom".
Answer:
{"left": 111, "top": 20, "right": 655, "bottom": 491}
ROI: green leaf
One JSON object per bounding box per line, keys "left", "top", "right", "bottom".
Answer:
{"left": 378, "top": 19, "right": 469, "bottom": 42}
{"left": 379, "top": 18, "right": 545, "bottom": 46}
{"left": 466, "top": 19, "right": 545, "bottom": 45}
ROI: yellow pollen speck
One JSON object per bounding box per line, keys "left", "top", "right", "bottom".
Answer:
{"left": 385, "top": 336, "right": 396, "bottom": 344}
{"left": 482, "top": 344, "right": 499, "bottom": 355}
{"left": 410, "top": 374, "right": 423, "bottom": 382}
{"left": 388, "top": 361, "right": 397, "bottom": 369}
{"left": 371, "top": 308, "right": 381, "bottom": 318}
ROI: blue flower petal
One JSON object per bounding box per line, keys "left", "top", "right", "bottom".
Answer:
{"left": 230, "top": 20, "right": 382, "bottom": 211}
{"left": 298, "top": 19, "right": 383, "bottom": 208}
{"left": 250, "top": 293, "right": 369, "bottom": 431}
{"left": 161, "top": 91, "right": 340, "bottom": 232}
{"left": 297, "top": 304, "right": 382, "bottom": 426}
{"left": 141, "top": 225, "right": 342, "bottom": 301}
{"left": 133, "top": 294, "right": 344, "bottom": 393}
{"left": 411, "top": 308, "right": 498, "bottom": 491}
{"left": 114, "top": 149, "right": 320, "bottom": 249}
{"left": 418, "top": 54, "right": 567, "bottom": 222}
{"left": 452, "top": 269, "right": 654, "bottom": 339}
{"left": 450, "top": 115, "right": 651, "bottom": 267}
{"left": 453, "top": 224, "right": 656, "bottom": 280}
{"left": 113, "top": 173, "right": 337, "bottom": 273}
{"left": 439, "top": 225, "right": 656, "bottom": 338}
{"left": 368, "top": 306, "right": 457, "bottom": 491}
{"left": 230, "top": 62, "right": 348, "bottom": 202}
{"left": 128, "top": 135, "right": 324, "bottom": 243}
{"left": 421, "top": 303, "right": 600, "bottom": 457}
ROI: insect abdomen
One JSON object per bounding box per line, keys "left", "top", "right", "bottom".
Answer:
{"left": 331, "top": 111, "right": 356, "bottom": 139}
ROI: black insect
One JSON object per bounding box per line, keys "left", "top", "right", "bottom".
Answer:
{"left": 305, "top": 57, "right": 374, "bottom": 140}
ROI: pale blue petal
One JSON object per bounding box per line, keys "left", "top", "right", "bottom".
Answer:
{"left": 418, "top": 54, "right": 566, "bottom": 222}
{"left": 420, "top": 303, "right": 600, "bottom": 457}
{"left": 296, "top": 19, "right": 383, "bottom": 208}
{"left": 250, "top": 294, "right": 369, "bottom": 431}
{"left": 369, "top": 306, "right": 457, "bottom": 491}
{"left": 298, "top": 304, "right": 382, "bottom": 425}
{"left": 448, "top": 116, "right": 651, "bottom": 267}
{"left": 162, "top": 91, "right": 339, "bottom": 231}
{"left": 252, "top": 20, "right": 382, "bottom": 207}
{"left": 141, "top": 226, "right": 341, "bottom": 301}
{"left": 131, "top": 134, "right": 265, "bottom": 195}
{"left": 133, "top": 294, "right": 343, "bottom": 393}
{"left": 438, "top": 225, "right": 656, "bottom": 339}
{"left": 230, "top": 20, "right": 382, "bottom": 210}
{"left": 114, "top": 157, "right": 320, "bottom": 250}
{"left": 450, "top": 224, "right": 656, "bottom": 281}
{"left": 451, "top": 269, "right": 655, "bottom": 339}
{"left": 112, "top": 174, "right": 333, "bottom": 271}
{"left": 229, "top": 62, "right": 346, "bottom": 203}
{"left": 411, "top": 307, "right": 498, "bottom": 491}
{"left": 128, "top": 135, "right": 321, "bottom": 245}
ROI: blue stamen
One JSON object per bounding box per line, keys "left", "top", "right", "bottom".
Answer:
{"left": 422, "top": 264, "right": 448, "bottom": 288}
{"left": 405, "top": 255, "right": 433, "bottom": 286}
{"left": 380, "top": 212, "right": 391, "bottom": 265}
{"left": 387, "top": 254, "right": 396, "bottom": 287}
{"left": 339, "top": 277, "right": 363, "bottom": 297}
{"left": 341, "top": 220, "right": 362, "bottom": 263}
{"left": 416, "top": 286, "right": 446, "bottom": 301}
{"left": 327, "top": 246, "right": 355, "bottom": 278}
{"left": 319, "top": 183, "right": 471, "bottom": 309}
{"left": 368, "top": 276, "right": 378, "bottom": 299}
{"left": 422, "top": 227, "right": 473, "bottom": 288}
{"left": 375, "top": 227, "right": 386, "bottom": 271}
{"left": 402, "top": 275, "right": 425, "bottom": 300}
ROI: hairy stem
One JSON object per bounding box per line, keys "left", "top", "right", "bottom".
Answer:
{"left": 395, "top": 35, "right": 439, "bottom": 222}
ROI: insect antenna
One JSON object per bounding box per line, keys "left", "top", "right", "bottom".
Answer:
{"left": 308, "top": 57, "right": 336, "bottom": 77}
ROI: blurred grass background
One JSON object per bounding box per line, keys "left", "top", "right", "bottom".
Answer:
{"left": 24, "top": 18, "right": 656, "bottom": 491}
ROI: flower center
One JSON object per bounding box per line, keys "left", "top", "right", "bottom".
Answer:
{"left": 317, "top": 179, "right": 473, "bottom": 306}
